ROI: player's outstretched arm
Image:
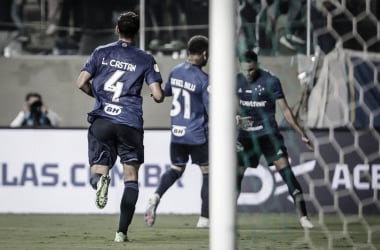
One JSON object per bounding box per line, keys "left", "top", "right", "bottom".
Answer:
{"left": 76, "top": 71, "right": 94, "bottom": 97}
{"left": 277, "top": 98, "right": 313, "bottom": 151}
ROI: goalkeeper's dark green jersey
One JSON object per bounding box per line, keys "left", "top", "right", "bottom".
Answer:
{"left": 237, "top": 68, "right": 285, "bottom": 138}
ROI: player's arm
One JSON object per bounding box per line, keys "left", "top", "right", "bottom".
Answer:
{"left": 149, "top": 82, "right": 164, "bottom": 103}
{"left": 76, "top": 71, "right": 94, "bottom": 97}
{"left": 277, "top": 98, "right": 313, "bottom": 150}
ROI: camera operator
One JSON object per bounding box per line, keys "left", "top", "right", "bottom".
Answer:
{"left": 10, "top": 92, "right": 62, "bottom": 128}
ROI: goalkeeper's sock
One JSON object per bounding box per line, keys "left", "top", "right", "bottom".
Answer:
{"left": 278, "top": 166, "right": 308, "bottom": 217}
{"left": 118, "top": 181, "right": 139, "bottom": 234}
{"left": 155, "top": 168, "right": 183, "bottom": 197}
{"left": 200, "top": 173, "right": 209, "bottom": 218}
{"left": 89, "top": 173, "right": 102, "bottom": 190}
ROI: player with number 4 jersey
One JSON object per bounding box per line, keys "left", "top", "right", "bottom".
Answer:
{"left": 76, "top": 12, "right": 164, "bottom": 243}
{"left": 82, "top": 34, "right": 162, "bottom": 129}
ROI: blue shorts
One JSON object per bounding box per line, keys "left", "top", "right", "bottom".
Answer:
{"left": 237, "top": 133, "right": 288, "bottom": 168}
{"left": 170, "top": 142, "right": 209, "bottom": 167}
{"left": 88, "top": 117, "right": 144, "bottom": 168}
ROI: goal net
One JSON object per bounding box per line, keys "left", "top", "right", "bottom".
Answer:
{"left": 237, "top": 0, "right": 380, "bottom": 249}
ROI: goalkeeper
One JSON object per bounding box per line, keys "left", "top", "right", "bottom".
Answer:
{"left": 236, "top": 50, "right": 314, "bottom": 229}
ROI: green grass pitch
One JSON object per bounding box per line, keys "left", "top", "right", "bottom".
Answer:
{"left": 0, "top": 213, "right": 379, "bottom": 249}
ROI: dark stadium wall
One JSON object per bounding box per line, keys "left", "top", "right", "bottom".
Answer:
{"left": 0, "top": 55, "right": 300, "bottom": 128}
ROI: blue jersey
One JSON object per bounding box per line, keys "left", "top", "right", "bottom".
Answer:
{"left": 236, "top": 68, "right": 284, "bottom": 138}
{"left": 82, "top": 40, "right": 162, "bottom": 129}
{"left": 164, "top": 62, "right": 209, "bottom": 144}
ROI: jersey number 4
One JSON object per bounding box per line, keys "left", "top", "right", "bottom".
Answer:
{"left": 104, "top": 70, "right": 125, "bottom": 102}
{"left": 171, "top": 87, "right": 191, "bottom": 119}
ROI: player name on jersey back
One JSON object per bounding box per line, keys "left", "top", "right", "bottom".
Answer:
{"left": 101, "top": 57, "right": 137, "bottom": 72}
{"left": 171, "top": 77, "right": 196, "bottom": 91}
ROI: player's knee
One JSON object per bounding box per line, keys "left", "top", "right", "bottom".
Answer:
{"left": 200, "top": 165, "right": 209, "bottom": 174}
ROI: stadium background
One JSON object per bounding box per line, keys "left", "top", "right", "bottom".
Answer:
{"left": 0, "top": 0, "right": 379, "bottom": 249}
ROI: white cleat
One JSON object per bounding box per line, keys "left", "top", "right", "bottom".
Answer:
{"left": 144, "top": 194, "right": 160, "bottom": 227}
{"left": 196, "top": 216, "right": 209, "bottom": 228}
{"left": 114, "top": 232, "right": 128, "bottom": 242}
{"left": 95, "top": 175, "right": 111, "bottom": 209}
{"left": 287, "top": 34, "right": 305, "bottom": 44}
{"left": 300, "top": 216, "right": 314, "bottom": 229}
{"left": 279, "top": 36, "right": 296, "bottom": 50}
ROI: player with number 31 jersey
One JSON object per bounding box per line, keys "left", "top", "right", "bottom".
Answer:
{"left": 164, "top": 60, "right": 209, "bottom": 144}
{"left": 145, "top": 35, "right": 210, "bottom": 229}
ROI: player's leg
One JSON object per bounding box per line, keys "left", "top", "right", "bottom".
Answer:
{"left": 266, "top": 134, "right": 313, "bottom": 228}
{"left": 145, "top": 142, "right": 187, "bottom": 226}
{"left": 90, "top": 164, "right": 111, "bottom": 209}
{"left": 145, "top": 164, "right": 185, "bottom": 226}
{"left": 274, "top": 157, "right": 313, "bottom": 228}
{"left": 236, "top": 137, "right": 260, "bottom": 195}
{"left": 191, "top": 142, "right": 209, "bottom": 228}
{"left": 114, "top": 123, "right": 144, "bottom": 242}
{"left": 115, "top": 162, "right": 140, "bottom": 242}
{"left": 88, "top": 118, "right": 117, "bottom": 209}
{"left": 196, "top": 165, "right": 209, "bottom": 228}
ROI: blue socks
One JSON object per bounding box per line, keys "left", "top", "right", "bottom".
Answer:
{"left": 155, "top": 168, "right": 183, "bottom": 197}
{"left": 201, "top": 173, "right": 209, "bottom": 218}
{"left": 118, "top": 181, "right": 139, "bottom": 234}
{"left": 89, "top": 173, "right": 102, "bottom": 190}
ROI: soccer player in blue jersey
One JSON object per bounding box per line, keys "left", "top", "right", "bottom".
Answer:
{"left": 144, "top": 35, "right": 210, "bottom": 228}
{"left": 236, "top": 50, "right": 314, "bottom": 229}
{"left": 76, "top": 12, "right": 164, "bottom": 243}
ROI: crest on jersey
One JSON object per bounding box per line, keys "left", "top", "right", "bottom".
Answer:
{"left": 154, "top": 64, "right": 160, "bottom": 72}
{"left": 172, "top": 125, "right": 186, "bottom": 137}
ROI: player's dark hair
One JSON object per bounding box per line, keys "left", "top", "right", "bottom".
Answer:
{"left": 242, "top": 50, "right": 258, "bottom": 63}
{"left": 187, "top": 35, "right": 208, "bottom": 54}
{"left": 117, "top": 11, "right": 140, "bottom": 38}
{"left": 25, "top": 92, "right": 42, "bottom": 101}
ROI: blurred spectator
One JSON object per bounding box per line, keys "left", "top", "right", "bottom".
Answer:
{"left": 45, "top": 0, "right": 64, "bottom": 36}
{"left": 10, "top": 92, "right": 62, "bottom": 128}
{"left": 279, "top": 0, "right": 307, "bottom": 51}
{"left": 237, "top": 0, "right": 260, "bottom": 51}
{"left": 145, "top": 0, "right": 209, "bottom": 55}
{"left": 183, "top": 0, "right": 208, "bottom": 41}
{"left": 54, "top": 0, "right": 83, "bottom": 54}
{"left": 78, "top": 0, "right": 115, "bottom": 55}
{"left": 146, "top": 0, "right": 190, "bottom": 54}
{"left": 0, "top": 0, "right": 17, "bottom": 55}
{"left": 11, "top": 0, "right": 30, "bottom": 43}
{"left": 1, "top": 0, "right": 30, "bottom": 57}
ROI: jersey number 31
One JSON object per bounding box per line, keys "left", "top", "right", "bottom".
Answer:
{"left": 171, "top": 87, "right": 191, "bottom": 119}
